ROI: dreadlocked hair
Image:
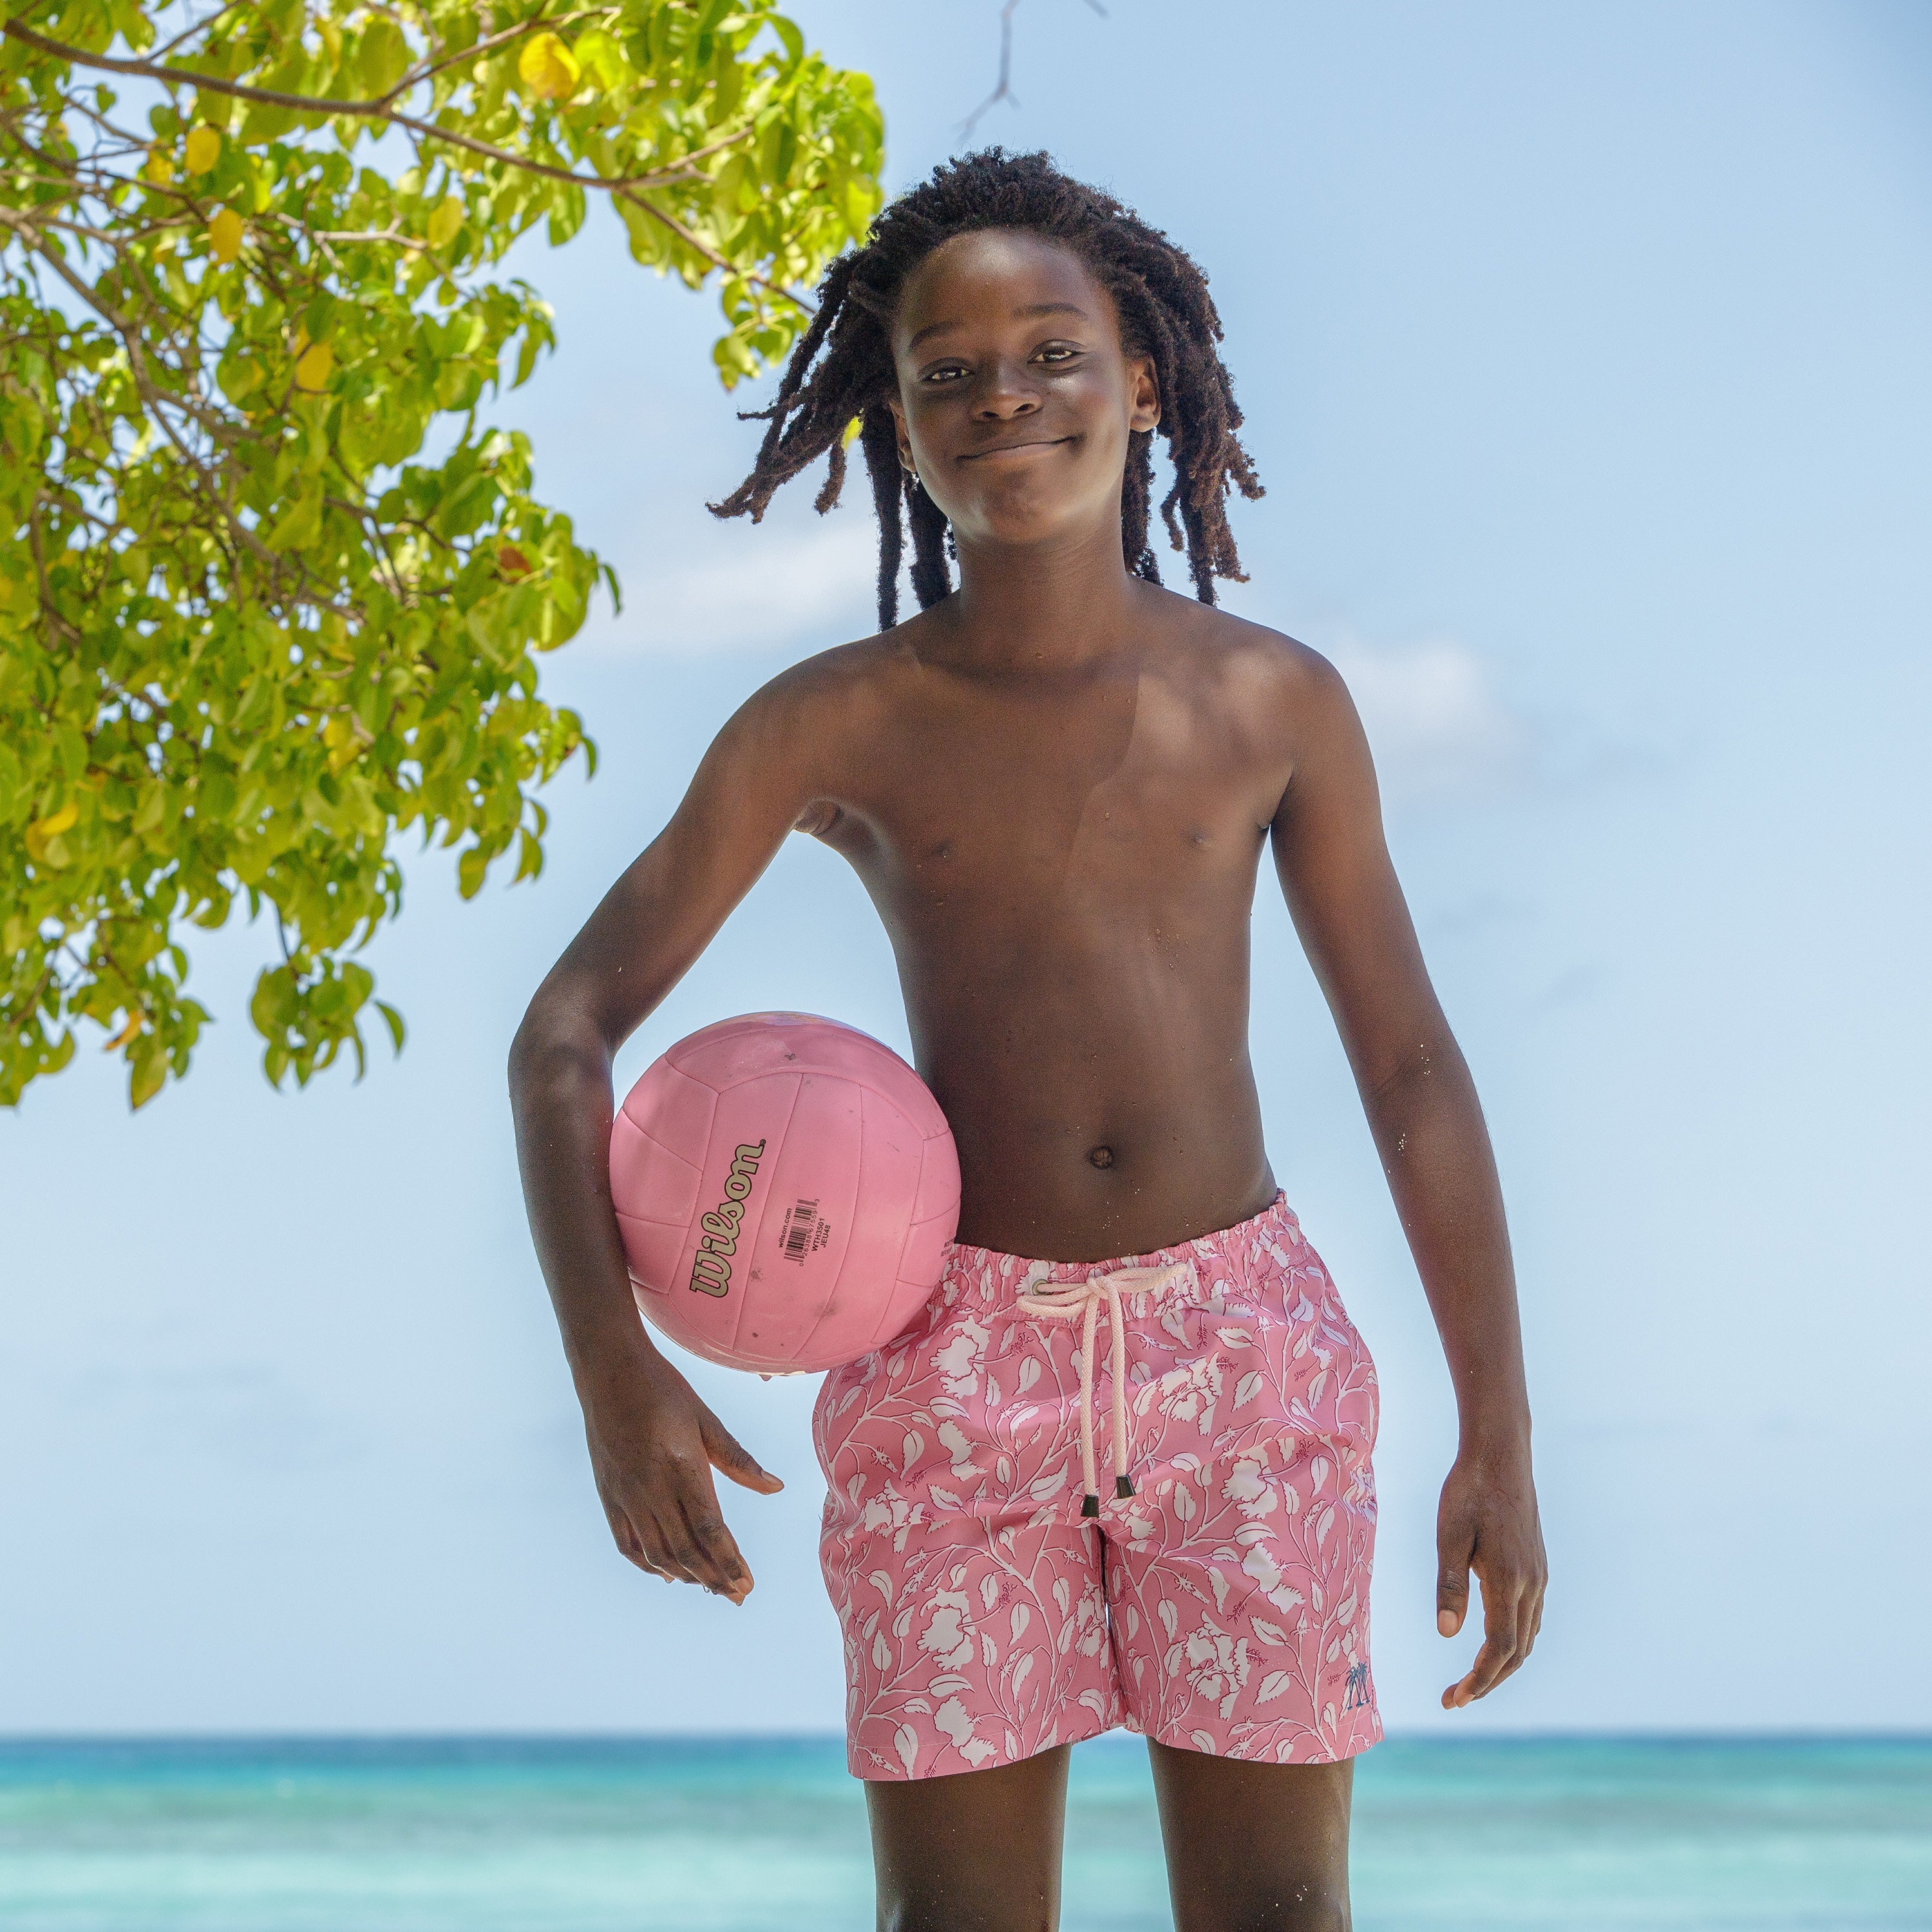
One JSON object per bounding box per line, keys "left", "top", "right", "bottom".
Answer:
{"left": 708, "top": 148, "right": 1264, "bottom": 632}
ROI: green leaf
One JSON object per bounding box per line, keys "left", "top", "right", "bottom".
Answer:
{"left": 573, "top": 29, "right": 629, "bottom": 93}
{"left": 359, "top": 19, "right": 409, "bottom": 98}
{"left": 456, "top": 842, "right": 489, "bottom": 899}
{"left": 128, "top": 1040, "right": 166, "bottom": 1110}
{"left": 515, "top": 826, "right": 542, "bottom": 882}
{"left": 771, "top": 17, "right": 806, "bottom": 66}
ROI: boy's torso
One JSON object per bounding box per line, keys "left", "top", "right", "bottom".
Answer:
{"left": 775, "top": 586, "right": 1325, "bottom": 1264}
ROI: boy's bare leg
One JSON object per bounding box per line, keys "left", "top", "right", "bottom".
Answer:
{"left": 866, "top": 1746, "right": 1071, "bottom": 1932}
{"left": 1150, "top": 1743, "right": 1354, "bottom": 1932}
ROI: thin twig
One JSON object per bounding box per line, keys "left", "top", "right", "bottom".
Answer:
{"left": 306, "top": 226, "right": 429, "bottom": 250}
{"left": 153, "top": 1, "right": 252, "bottom": 62}
{"left": 381, "top": 10, "right": 588, "bottom": 107}
{"left": 614, "top": 187, "right": 812, "bottom": 314}
{"left": 959, "top": 0, "right": 1108, "bottom": 140}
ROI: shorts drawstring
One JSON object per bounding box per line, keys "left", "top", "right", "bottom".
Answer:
{"left": 1016, "top": 1262, "right": 1193, "bottom": 1516}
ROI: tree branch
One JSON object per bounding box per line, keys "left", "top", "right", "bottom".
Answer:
{"left": 3, "top": 19, "right": 755, "bottom": 198}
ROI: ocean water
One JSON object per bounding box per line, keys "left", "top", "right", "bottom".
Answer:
{"left": 1, "top": 1734, "right": 1927, "bottom": 1931}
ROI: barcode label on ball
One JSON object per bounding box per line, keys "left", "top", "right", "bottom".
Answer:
{"left": 782, "top": 1198, "right": 830, "bottom": 1264}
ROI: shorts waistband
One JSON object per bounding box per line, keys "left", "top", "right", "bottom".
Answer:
{"left": 942, "top": 1189, "right": 1298, "bottom": 1305}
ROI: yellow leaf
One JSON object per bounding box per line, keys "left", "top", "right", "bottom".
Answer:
{"left": 30, "top": 800, "right": 78, "bottom": 840}
{"left": 184, "top": 125, "right": 222, "bottom": 175}
{"left": 104, "top": 1012, "right": 142, "bottom": 1053}
{"left": 294, "top": 342, "right": 335, "bottom": 391}
{"left": 323, "top": 714, "right": 359, "bottom": 773}
{"left": 517, "top": 32, "right": 581, "bottom": 101}
{"left": 208, "top": 207, "right": 244, "bottom": 263}
{"left": 426, "top": 194, "right": 464, "bottom": 249}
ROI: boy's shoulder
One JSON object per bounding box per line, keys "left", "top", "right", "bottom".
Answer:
{"left": 717, "top": 631, "right": 911, "bottom": 759}
{"left": 1141, "top": 585, "right": 1349, "bottom": 719}
{"left": 738, "top": 628, "right": 913, "bottom": 711}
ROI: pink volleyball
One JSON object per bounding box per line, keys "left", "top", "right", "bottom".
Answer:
{"left": 609, "top": 1013, "right": 961, "bottom": 1374}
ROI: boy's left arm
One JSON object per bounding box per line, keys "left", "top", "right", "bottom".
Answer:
{"left": 1268, "top": 649, "right": 1548, "bottom": 1709}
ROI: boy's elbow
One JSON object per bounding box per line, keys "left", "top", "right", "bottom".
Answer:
{"left": 506, "top": 1007, "right": 545, "bottom": 1100}
{"left": 507, "top": 990, "right": 598, "bottom": 1099}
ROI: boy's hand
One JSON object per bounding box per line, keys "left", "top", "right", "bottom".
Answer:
{"left": 582, "top": 1352, "right": 784, "bottom": 1605}
{"left": 1435, "top": 1448, "right": 1546, "bottom": 1708}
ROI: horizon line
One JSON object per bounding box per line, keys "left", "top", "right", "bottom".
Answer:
{"left": 5, "top": 1727, "right": 1929, "bottom": 1746}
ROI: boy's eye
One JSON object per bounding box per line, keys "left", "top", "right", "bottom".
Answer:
{"left": 922, "top": 363, "right": 969, "bottom": 384}
{"left": 1036, "top": 343, "right": 1080, "bottom": 364}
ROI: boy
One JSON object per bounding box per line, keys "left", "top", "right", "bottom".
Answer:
{"left": 511, "top": 150, "right": 1544, "bottom": 1930}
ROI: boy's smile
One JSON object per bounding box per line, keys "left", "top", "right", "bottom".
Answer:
{"left": 956, "top": 435, "right": 1075, "bottom": 462}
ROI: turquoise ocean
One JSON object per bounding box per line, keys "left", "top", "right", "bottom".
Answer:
{"left": 3, "top": 1736, "right": 1927, "bottom": 1930}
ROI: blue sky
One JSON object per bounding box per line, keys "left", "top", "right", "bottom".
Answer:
{"left": 3, "top": 0, "right": 1927, "bottom": 1736}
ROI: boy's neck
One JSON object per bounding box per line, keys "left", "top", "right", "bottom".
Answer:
{"left": 940, "top": 518, "right": 1144, "bottom": 673}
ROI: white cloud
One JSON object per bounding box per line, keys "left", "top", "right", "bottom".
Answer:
{"left": 589, "top": 514, "right": 878, "bottom": 655}
{"left": 1322, "top": 630, "right": 1531, "bottom": 813}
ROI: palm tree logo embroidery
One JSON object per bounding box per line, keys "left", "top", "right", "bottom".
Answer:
{"left": 1342, "top": 1663, "right": 1371, "bottom": 1711}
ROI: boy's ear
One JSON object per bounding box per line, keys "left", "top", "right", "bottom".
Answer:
{"left": 1129, "top": 357, "right": 1160, "bottom": 433}
{"left": 887, "top": 396, "right": 914, "bottom": 468}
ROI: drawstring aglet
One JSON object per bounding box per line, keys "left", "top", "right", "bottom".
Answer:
{"left": 1115, "top": 1475, "right": 1135, "bottom": 1499}
{"left": 1081, "top": 1493, "right": 1101, "bottom": 1519}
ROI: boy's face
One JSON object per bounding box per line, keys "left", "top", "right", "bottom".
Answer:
{"left": 888, "top": 229, "right": 1160, "bottom": 555}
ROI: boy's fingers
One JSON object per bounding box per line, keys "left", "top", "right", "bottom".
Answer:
{"left": 1435, "top": 1544, "right": 1472, "bottom": 1638}
{"left": 701, "top": 1413, "right": 784, "bottom": 1494}
{"left": 1516, "top": 1580, "right": 1542, "bottom": 1664}
{"left": 608, "top": 1502, "right": 686, "bottom": 1584}
{"left": 679, "top": 1492, "right": 753, "bottom": 1602}
{"left": 647, "top": 1501, "right": 715, "bottom": 1591}
{"left": 1444, "top": 1573, "right": 1522, "bottom": 1707}
{"left": 632, "top": 1510, "right": 694, "bottom": 1584}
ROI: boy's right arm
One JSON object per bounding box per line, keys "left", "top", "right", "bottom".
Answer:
{"left": 507, "top": 677, "right": 829, "bottom": 1605}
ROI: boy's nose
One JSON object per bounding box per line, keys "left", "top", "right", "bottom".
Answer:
{"left": 971, "top": 363, "right": 1042, "bottom": 419}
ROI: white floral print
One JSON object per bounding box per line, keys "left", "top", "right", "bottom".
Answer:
{"left": 814, "top": 1194, "right": 1381, "bottom": 1780}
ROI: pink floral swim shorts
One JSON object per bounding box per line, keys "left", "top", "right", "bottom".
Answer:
{"left": 813, "top": 1192, "right": 1381, "bottom": 1780}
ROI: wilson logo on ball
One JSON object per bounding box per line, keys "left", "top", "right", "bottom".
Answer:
{"left": 688, "top": 1139, "right": 766, "bottom": 1298}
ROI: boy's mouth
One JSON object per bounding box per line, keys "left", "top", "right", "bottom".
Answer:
{"left": 958, "top": 436, "right": 1074, "bottom": 463}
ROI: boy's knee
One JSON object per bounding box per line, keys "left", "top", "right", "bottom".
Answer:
{"left": 880, "top": 1896, "right": 1053, "bottom": 1932}
{"left": 1175, "top": 1873, "right": 1350, "bottom": 1932}
{"left": 1273, "top": 1877, "right": 1351, "bottom": 1932}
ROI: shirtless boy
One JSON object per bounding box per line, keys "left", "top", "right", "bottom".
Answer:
{"left": 510, "top": 150, "right": 1546, "bottom": 1930}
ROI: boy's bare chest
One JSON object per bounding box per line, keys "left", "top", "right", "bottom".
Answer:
{"left": 821, "top": 672, "right": 1286, "bottom": 907}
